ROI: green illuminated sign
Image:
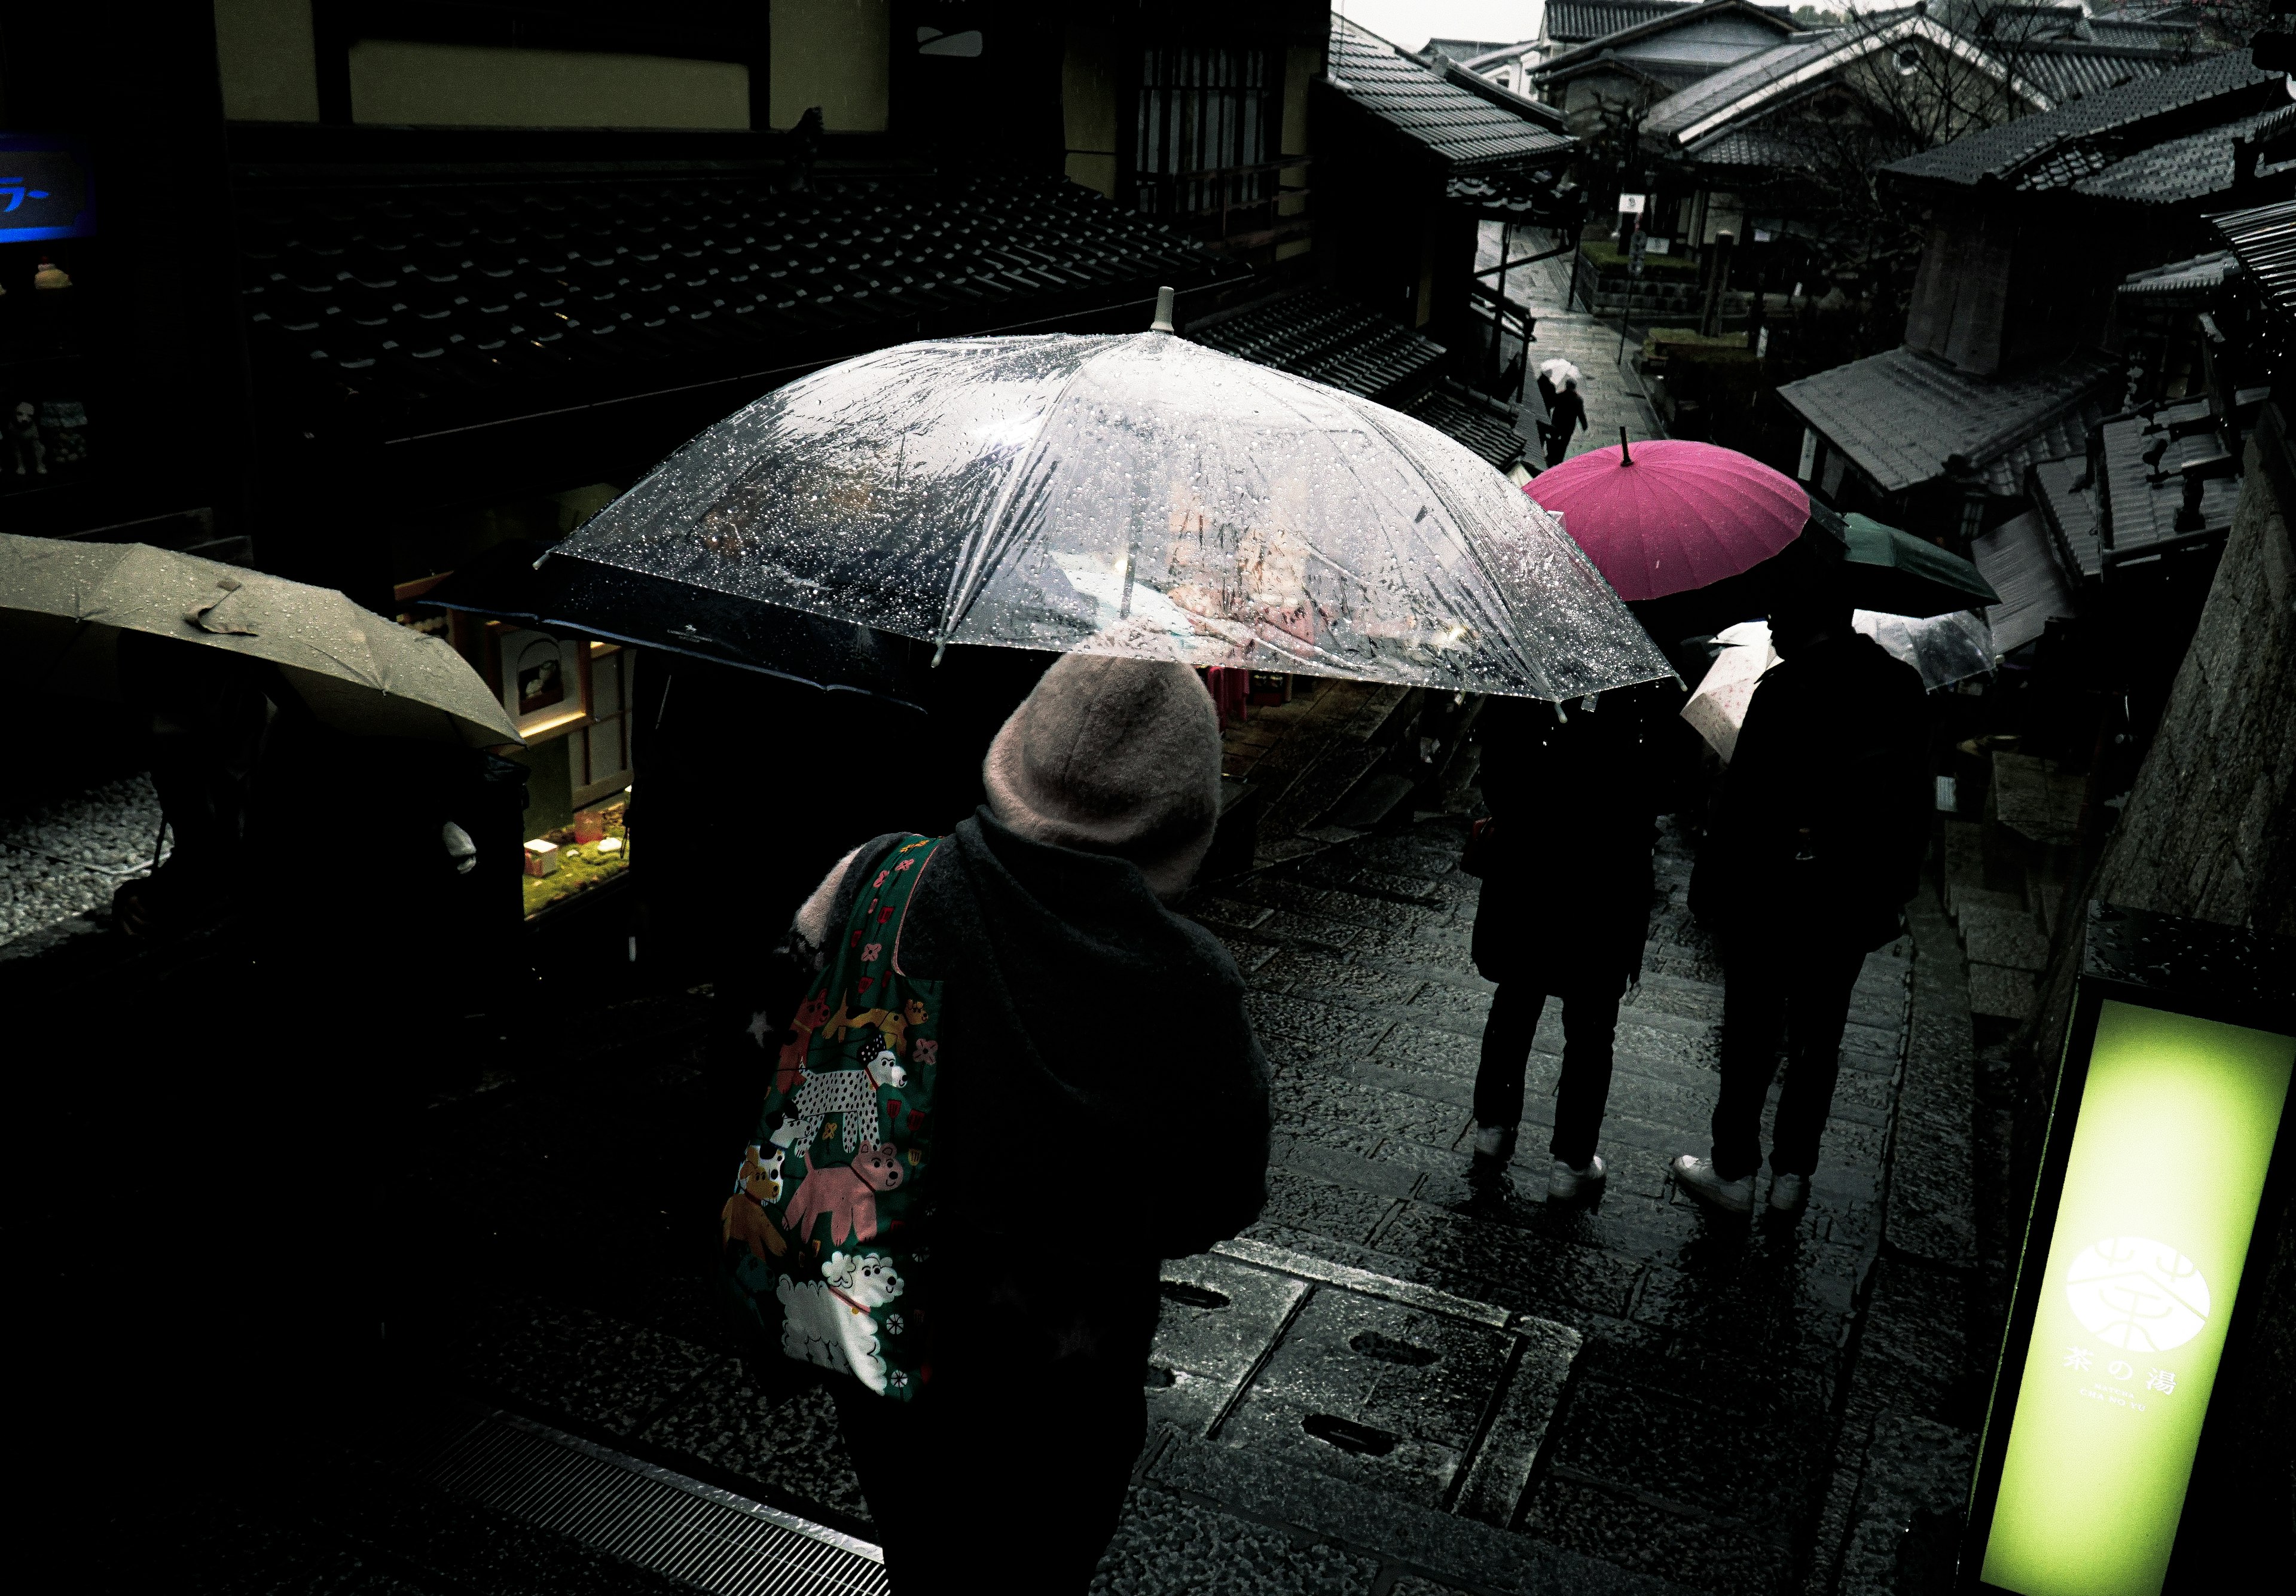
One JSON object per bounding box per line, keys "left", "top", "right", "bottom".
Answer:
{"left": 1979, "top": 1000, "right": 2294, "bottom": 1596}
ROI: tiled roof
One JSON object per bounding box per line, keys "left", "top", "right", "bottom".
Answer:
{"left": 2088, "top": 17, "right": 2206, "bottom": 48}
{"left": 1327, "top": 20, "right": 1576, "bottom": 172}
{"left": 1531, "top": 0, "right": 1797, "bottom": 80}
{"left": 2021, "top": 42, "right": 2194, "bottom": 102}
{"left": 1681, "top": 124, "right": 1806, "bottom": 167}
{"left": 2029, "top": 454, "right": 2105, "bottom": 579}
{"left": 2118, "top": 249, "right": 2237, "bottom": 296}
{"left": 1184, "top": 288, "right": 1529, "bottom": 466}
{"left": 1970, "top": 509, "right": 2081, "bottom": 654}
{"left": 1541, "top": 1, "right": 1699, "bottom": 45}
{"left": 1776, "top": 345, "right": 2120, "bottom": 495}
{"left": 1183, "top": 287, "right": 1447, "bottom": 408}
{"left": 1639, "top": 29, "right": 1849, "bottom": 141}
{"left": 2072, "top": 103, "right": 2287, "bottom": 203}
{"left": 2098, "top": 407, "right": 2239, "bottom": 554}
{"left": 1881, "top": 47, "right": 2277, "bottom": 189}
{"left": 1424, "top": 38, "right": 1520, "bottom": 62}
{"left": 2212, "top": 196, "right": 2296, "bottom": 327}
{"left": 1407, "top": 378, "right": 1533, "bottom": 467}
{"left": 236, "top": 169, "right": 1235, "bottom": 431}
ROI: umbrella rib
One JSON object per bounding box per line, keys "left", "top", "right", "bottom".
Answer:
{"left": 937, "top": 340, "right": 1116, "bottom": 648}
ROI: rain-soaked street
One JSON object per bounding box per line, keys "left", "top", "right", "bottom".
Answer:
{"left": 133, "top": 686, "right": 1989, "bottom": 1596}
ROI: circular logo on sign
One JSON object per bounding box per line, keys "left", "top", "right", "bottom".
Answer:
{"left": 2065, "top": 1237, "right": 2210, "bottom": 1352}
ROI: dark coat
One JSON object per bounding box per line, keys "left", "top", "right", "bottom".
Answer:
{"left": 1470, "top": 686, "right": 1665, "bottom": 988}
{"left": 783, "top": 812, "right": 1272, "bottom": 1398}
{"left": 1693, "top": 632, "right": 1931, "bottom": 952}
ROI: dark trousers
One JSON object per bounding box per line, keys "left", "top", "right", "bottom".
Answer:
{"left": 826, "top": 1368, "right": 1143, "bottom": 1594}
{"left": 1709, "top": 937, "right": 1870, "bottom": 1180}
{"left": 1473, "top": 976, "right": 1626, "bottom": 1167}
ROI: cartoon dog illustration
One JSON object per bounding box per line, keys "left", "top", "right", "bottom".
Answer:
{"left": 771, "top": 1053, "right": 906, "bottom": 1154}
{"left": 721, "top": 1142, "right": 791, "bottom": 1262}
{"left": 781, "top": 1141, "right": 905, "bottom": 1249}
{"left": 825, "top": 996, "right": 932, "bottom": 1056}
{"left": 777, "top": 1250, "right": 905, "bottom": 1390}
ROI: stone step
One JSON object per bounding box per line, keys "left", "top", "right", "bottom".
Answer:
{"left": 1152, "top": 1237, "right": 1581, "bottom": 1533}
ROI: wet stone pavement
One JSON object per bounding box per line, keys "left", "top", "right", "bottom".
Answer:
{"left": 164, "top": 699, "right": 1975, "bottom": 1595}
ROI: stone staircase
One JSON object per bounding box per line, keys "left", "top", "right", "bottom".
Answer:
{"left": 1939, "top": 748, "right": 2089, "bottom": 1028}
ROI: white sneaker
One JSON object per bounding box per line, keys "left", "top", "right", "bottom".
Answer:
{"left": 1471, "top": 1126, "right": 1511, "bottom": 1158}
{"left": 1768, "top": 1173, "right": 1808, "bottom": 1212}
{"left": 1548, "top": 1154, "right": 1607, "bottom": 1201}
{"left": 1672, "top": 1154, "right": 1754, "bottom": 1213}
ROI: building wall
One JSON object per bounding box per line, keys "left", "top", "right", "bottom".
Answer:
{"left": 349, "top": 41, "right": 752, "bottom": 128}
{"left": 2090, "top": 444, "right": 2296, "bottom": 938}
{"left": 771, "top": 0, "right": 890, "bottom": 130}
{"left": 1062, "top": 25, "right": 1122, "bottom": 197}
{"left": 213, "top": 0, "right": 319, "bottom": 121}
{"left": 210, "top": 0, "right": 894, "bottom": 132}
{"left": 1277, "top": 38, "right": 1320, "bottom": 262}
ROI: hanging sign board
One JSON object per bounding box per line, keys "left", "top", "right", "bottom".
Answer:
{"left": 1617, "top": 193, "right": 1646, "bottom": 215}
{"left": 1961, "top": 906, "right": 2294, "bottom": 1596}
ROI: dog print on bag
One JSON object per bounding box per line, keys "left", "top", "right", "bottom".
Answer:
{"left": 720, "top": 1144, "right": 790, "bottom": 1262}
{"left": 772, "top": 1053, "right": 906, "bottom": 1154}
{"left": 782, "top": 1141, "right": 906, "bottom": 1248}
{"left": 777, "top": 1250, "right": 905, "bottom": 1390}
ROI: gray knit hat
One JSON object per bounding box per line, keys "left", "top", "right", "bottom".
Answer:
{"left": 982, "top": 653, "right": 1223, "bottom": 898}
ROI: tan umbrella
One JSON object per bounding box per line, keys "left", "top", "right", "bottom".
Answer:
{"left": 0, "top": 534, "right": 522, "bottom": 747}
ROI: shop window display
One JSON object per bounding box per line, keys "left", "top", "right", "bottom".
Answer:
{"left": 392, "top": 575, "right": 639, "bottom": 922}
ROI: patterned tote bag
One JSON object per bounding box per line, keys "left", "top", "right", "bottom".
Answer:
{"left": 721, "top": 836, "right": 944, "bottom": 1399}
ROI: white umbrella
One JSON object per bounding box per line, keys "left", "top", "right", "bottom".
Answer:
{"left": 554, "top": 329, "right": 1674, "bottom": 702}
{"left": 1536, "top": 357, "right": 1584, "bottom": 389}
{"left": 1680, "top": 610, "right": 1992, "bottom": 761}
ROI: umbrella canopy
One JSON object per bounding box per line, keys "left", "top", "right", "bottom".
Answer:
{"left": 1680, "top": 608, "right": 1993, "bottom": 760}
{"left": 551, "top": 331, "right": 1674, "bottom": 702}
{"left": 1522, "top": 439, "right": 1815, "bottom": 602}
{"left": 425, "top": 538, "right": 920, "bottom": 703}
{"left": 1841, "top": 513, "right": 2001, "bottom": 617}
{"left": 0, "top": 534, "right": 521, "bottom": 747}
{"left": 1854, "top": 607, "right": 1994, "bottom": 690}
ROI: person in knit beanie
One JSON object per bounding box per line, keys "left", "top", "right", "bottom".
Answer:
{"left": 979, "top": 652, "right": 1224, "bottom": 900}
{"left": 722, "top": 653, "right": 1270, "bottom": 1595}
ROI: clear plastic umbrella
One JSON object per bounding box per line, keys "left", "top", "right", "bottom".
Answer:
{"left": 551, "top": 331, "right": 1674, "bottom": 701}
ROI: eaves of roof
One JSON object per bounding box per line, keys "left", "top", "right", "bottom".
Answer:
{"left": 1775, "top": 345, "right": 2121, "bottom": 496}
{"left": 1327, "top": 20, "right": 1577, "bottom": 173}
{"left": 1541, "top": 1, "right": 1700, "bottom": 48}
{"left": 1647, "top": 14, "right": 2055, "bottom": 146}
{"left": 1529, "top": 0, "right": 1797, "bottom": 81}
{"left": 2073, "top": 103, "right": 2291, "bottom": 206}
{"left": 2210, "top": 195, "right": 2296, "bottom": 328}
{"left": 1880, "top": 46, "right": 2275, "bottom": 191}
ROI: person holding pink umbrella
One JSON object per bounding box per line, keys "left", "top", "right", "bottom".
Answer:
{"left": 1517, "top": 438, "right": 1929, "bottom": 1218}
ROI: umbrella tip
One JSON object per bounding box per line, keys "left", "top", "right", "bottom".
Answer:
{"left": 1618, "top": 426, "right": 1632, "bottom": 466}
{"left": 1150, "top": 286, "right": 1176, "bottom": 334}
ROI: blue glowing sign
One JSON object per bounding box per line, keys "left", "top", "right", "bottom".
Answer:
{"left": 0, "top": 133, "right": 94, "bottom": 243}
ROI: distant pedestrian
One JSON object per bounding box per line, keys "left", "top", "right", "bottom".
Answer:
{"left": 1544, "top": 378, "right": 1587, "bottom": 467}
{"left": 1675, "top": 580, "right": 1929, "bottom": 1215}
{"left": 719, "top": 655, "right": 1272, "bottom": 1594}
{"left": 1466, "top": 683, "right": 1664, "bottom": 1201}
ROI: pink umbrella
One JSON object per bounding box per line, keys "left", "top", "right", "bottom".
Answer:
{"left": 1523, "top": 436, "right": 1810, "bottom": 601}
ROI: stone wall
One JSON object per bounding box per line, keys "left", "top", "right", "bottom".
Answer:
{"left": 2092, "top": 441, "right": 2296, "bottom": 934}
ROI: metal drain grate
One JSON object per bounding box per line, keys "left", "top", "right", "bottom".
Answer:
{"left": 426, "top": 1407, "right": 889, "bottom": 1596}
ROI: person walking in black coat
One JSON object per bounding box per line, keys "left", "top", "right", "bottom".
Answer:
{"left": 1674, "top": 583, "right": 1931, "bottom": 1216}
{"left": 1468, "top": 683, "right": 1664, "bottom": 1201}
{"left": 726, "top": 655, "right": 1271, "bottom": 1594}
{"left": 1543, "top": 378, "right": 1587, "bottom": 467}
